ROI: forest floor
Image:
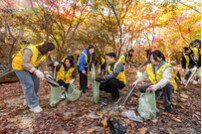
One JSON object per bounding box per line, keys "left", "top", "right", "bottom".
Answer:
{"left": 0, "top": 65, "right": 201, "bottom": 134}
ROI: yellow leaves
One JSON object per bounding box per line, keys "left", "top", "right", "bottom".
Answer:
{"left": 171, "top": 117, "right": 182, "bottom": 123}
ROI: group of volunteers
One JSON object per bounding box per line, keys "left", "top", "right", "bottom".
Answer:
{"left": 12, "top": 39, "right": 201, "bottom": 113}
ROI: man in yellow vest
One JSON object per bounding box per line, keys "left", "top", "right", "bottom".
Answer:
{"left": 96, "top": 52, "right": 126, "bottom": 103}
{"left": 181, "top": 46, "right": 199, "bottom": 85}
{"left": 53, "top": 56, "right": 76, "bottom": 99}
{"left": 78, "top": 45, "right": 95, "bottom": 93}
{"left": 132, "top": 50, "right": 177, "bottom": 113}
{"left": 95, "top": 55, "right": 106, "bottom": 75}
{"left": 12, "top": 42, "right": 55, "bottom": 113}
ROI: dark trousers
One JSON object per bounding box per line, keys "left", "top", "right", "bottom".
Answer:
{"left": 57, "top": 79, "right": 69, "bottom": 91}
{"left": 100, "top": 78, "right": 125, "bottom": 100}
{"left": 139, "top": 83, "right": 174, "bottom": 107}
{"left": 100, "top": 63, "right": 106, "bottom": 75}
{"left": 78, "top": 68, "right": 88, "bottom": 91}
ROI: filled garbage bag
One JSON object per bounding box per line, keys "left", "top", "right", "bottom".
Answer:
{"left": 49, "top": 85, "right": 65, "bottom": 107}
{"left": 90, "top": 64, "right": 96, "bottom": 80}
{"left": 92, "top": 80, "right": 100, "bottom": 103}
{"left": 138, "top": 90, "right": 157, "bottom": 119}
{"left": 98, "top": 65, "right": 101, "bottom": 74}
{"left": 65, "top": 83, "right": 81, "bottom": 101}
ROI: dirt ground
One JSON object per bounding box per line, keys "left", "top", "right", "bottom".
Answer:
{"left": 0, "top": 65, "right": 201, "bottom": 133}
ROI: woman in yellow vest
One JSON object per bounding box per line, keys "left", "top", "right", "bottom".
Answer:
{"left": 132, "top": 50, "right": 177, "bottom": 113}
{"left": 95, "top": 52, "right": 126, "bottom": 103}
{"left": 181, "top": 46, "right": 199, "bottom": 85}
{"left": 119, "top": 49, "right": 134, "bottom": 65}
{"left": 78, "top": 45, "right": 95, "bottom": 93}
{"left": 12, "top": 42, "right": 55, "bottom": 113}
{"left": 95, "top": 55, "right": 106, "bottom": 75}
{"left": 54, "top": 56, "right": 76, "bottom": 99}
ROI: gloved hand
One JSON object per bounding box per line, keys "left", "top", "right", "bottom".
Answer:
{"left": 69, "top": 79, "right": 75, "bottom": 84}
{"left": 132, "top": 81, "right": 138, "bottom": 88}
{"left": 193, "top": 66, "right": 197, "bottom": 73}
{"left": 96, "top": 77, "right": 105, "bottom": 82}
{"left": 53, "top": 61, "right": 59, "bottom": 67}
{"left": 82, "top": 71, "right": 86, "bottom": 75}
{"left": 34, "top": 70, "right": 44, "bottom": 79}
{"left": 147, "top": 85, "right": 159, "bottom": 91}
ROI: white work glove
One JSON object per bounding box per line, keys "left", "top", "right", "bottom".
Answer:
{"left": 34, "top": 70, "right": 44, "bottom": 79}
{"left": 192, "top": 66, "right": 197, "bottom": 73}
{"left": 69, "top": 79, "right": 75, "bottom": 84}
{"left": 147, "top": 85, "right": 159, "bottom": 91}
{"left": 53, "top": 61, "right": 59, "bottom": 67}
{"left": 82, "top": 70, "right": 86, "bottom": 75}
{"left": 132, "top": 81, "right": 138, "bottom": 88}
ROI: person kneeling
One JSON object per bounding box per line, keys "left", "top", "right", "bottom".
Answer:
{"left": 132, "top": 50, "right": 177, "bottom": 113}
{"left": 96, "top": 52, "right": 126, "bottom": 103}
{"left": 54, "top": 56, "right": 76, "bottom": 99}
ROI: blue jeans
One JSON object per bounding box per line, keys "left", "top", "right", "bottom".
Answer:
{"left": 14, "top": 70, "right": 39, "bottom": 108}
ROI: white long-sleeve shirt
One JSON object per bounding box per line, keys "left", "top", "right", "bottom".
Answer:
{"left": 135, "top": 63, "right": 172, "bottom": 89}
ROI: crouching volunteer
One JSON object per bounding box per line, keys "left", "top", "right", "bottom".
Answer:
{"left": 78, "top": 45, "right": 95, "bottom": 93}
{"left": 96, "top": 52, "right": 126, "bottom": 103}
{"left": 132, "top": 50, "right": 177, "bottom": 113}
{"left": 12, "top": 42, "right": 55, "bottom": 113}
{"left": 54, "top": 56, "right": 76, "bottom": 99}
{"left": 119, "top": 49, "right": 134, "bottom": 65}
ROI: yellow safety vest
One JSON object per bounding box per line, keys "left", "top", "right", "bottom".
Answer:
{"left": 78, "top": 52, "right": 92, "bottom": 67}
{"left": 119, "top": 53, "right": 129, "bottom": 64}
{"left": 12, "top": 45, "right": 47, "bottom": 70}
{"left": 56, "top": 66, "right": 74, "bottom": 84}
{"left": 146, "top": 63, "right": 177, "bottom": 91}
{"left": 107, "top": 61, "right": 126, "bottom": 84}
{"left": 100, "top": 56, "right": 106, "bottom": 65}
{"left": 183, "top": 48, "right": 199, "bottom": 67}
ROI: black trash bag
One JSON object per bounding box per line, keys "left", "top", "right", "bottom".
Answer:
{"left": 107, "top": 118, "right": 126, "bottom": 134}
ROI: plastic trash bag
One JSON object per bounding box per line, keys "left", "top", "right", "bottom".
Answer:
{"left": 89, "top": 111, "right": 102, "bottom": 119}
{"left": 92, "top": 80, "right": 100, "bottom": 103}
{"left": 122, "top": 110, "right": 143, "bottom": 123}
{"left": 195, "top": 67, "right": 201, "bottom": 78}
{"left": 138, "top": 90, "right": 157, "bottom": 119}
{"left": 49, "top": 85, "right": 65, "bottom": 107}
{"left": 66, "top": 83, "right": 81, "bottom": 101}
{"left": 90, "top": 64, "right": 96, "bottom": 80}
{"left": 136, "top": 70, "right": 143, "bottom": 78}
{"left": 107, "top": 118, "right": 126, "bottom": 134}
{"left": 98, "top": 65, "right": 101, "bottom": 74}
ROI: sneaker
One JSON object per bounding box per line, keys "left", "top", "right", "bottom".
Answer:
{"left": 193, "top": 80, "right": 198, "bottom": 85}
{"left": 181, "top": 79, "right": 187, "bottom": 85}
{"left": 82, "top": 89, "right": 86, "bottom": 94}
{"left": 60, "top": 93, "right": 66, "bottom": 99}
{"left": 30, "top": 105, "right": 43, "bottom": 113}
{"left": 165, "top": 105, "right": 173, "bottom": 113}
{"left": 102, "top": 98, "right": 108, "bottom": 105}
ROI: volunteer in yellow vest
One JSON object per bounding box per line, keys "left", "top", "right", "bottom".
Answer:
{"left": 132, "top": 50, "right": 177, "bottom": 113}
{"left": 53, "top": 56, "right": 76, "bottom": 99}
{"left": 119, "top": 49, "right": 134, "bottom": 65}
{"left": 78, "top": 45, "right": 95, "bottom": 93}
{"left": 12, "top": 42, "right": 55, "bottom": 113}
{"left": 181, "top": 45, "right": 200, "bottom": 85}
{"left": 96, "top": 52, "right": 126, "bottom": 103}
{"left": 190, "top": 39, "right": 201, "bottom": 84}
{"left": 95, "top": 55, "right": 106, "bottom": 75}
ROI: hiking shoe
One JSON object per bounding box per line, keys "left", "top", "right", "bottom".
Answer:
{"left": 165, "top": 105, "right": 173, "bottom": 113}
{"left": 30, "top": 105, "right": 43, "bottom": 113}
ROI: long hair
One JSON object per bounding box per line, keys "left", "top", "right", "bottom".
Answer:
{"left": 37, "top": 42, "right": 55, "bottom": 55}
{"left": 151, "top": 50, "right": 165, "bottom": 61}
{"left": 63, "top": 56, "right": 74, "bottom": 68}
